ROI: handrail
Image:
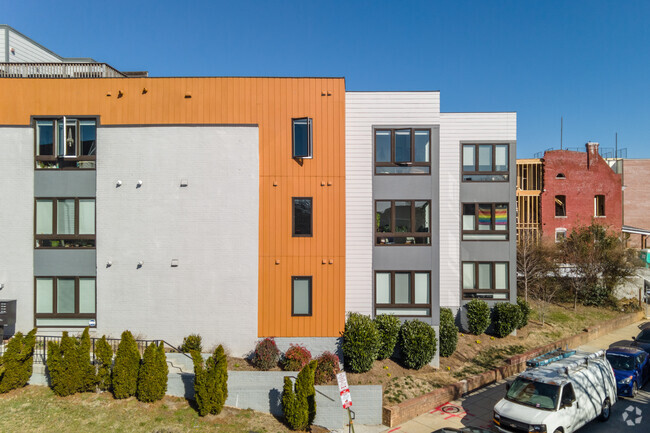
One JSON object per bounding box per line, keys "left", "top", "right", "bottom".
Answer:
{"left": 0, "top": 62, "right": 126, "bottom": 78}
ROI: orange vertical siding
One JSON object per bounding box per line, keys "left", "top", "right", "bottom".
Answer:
{"left": 0, "top": 77, "right": 346, "bottom": 337}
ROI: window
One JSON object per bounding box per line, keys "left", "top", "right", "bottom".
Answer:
{"left": 35, "top": 118, "right": 97, "bottom": 169}
{"left": 556, "top": 173, "right": 566, "bottom": 179}
{"left": 555, "top": 195, "right": 566, "bottom": 217}
{"left": 292, "top": 197, "right": 313, "bottom": 237}
{"left": 35, "top": 198, "right": 95, "bottom": 248}
{"left": 595, "top": 195, "right": 605, "bottom": 217}
{"left": 292, "top": 276, "right": 312, "bottom": 316}
{"left": 462, "top": 262, "right": 509, "bottom": 299}
{"left": 462, "top": 143, "right": 509, "bottom": 181}
{"left": 462, "top": 203, "right": 508, "bottom": 240}
{"left": 375, "top": 128, "right": 431, "bottom": 174}
{"left": 292, "top": 118, "right": 312, "bottom": 159}
{"left": 375, "top": 271, "right": 430, "bottom": 316}
{"left": 555, "top": 228, "right": 567, "bottom": 242}
{"left": 376, "top": 200, "right": 431, "bottom": 245}
{"left": 35, "top": 277, "right": 96, "bottom": 327}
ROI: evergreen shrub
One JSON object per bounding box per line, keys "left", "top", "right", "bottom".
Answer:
{"left": 112, "top": 330, "right": 141, "bottom": 399}
{"left": 439, "top": 308, "right": 459, "bottom": 357}
{"left": 282, "top": 345, "right": 312, "bottom": 371}
{"left": 465, "top": 299, "right": 491, "bottom": 335}
{"left": 398, "top": 320, "right": 437, "bottom": 370}
{"left": 193, "top": 345, "right": 228, "bottom": 416}
{"left": 0, "top": 328, "right": 37, "bottom": 393}
{"left": 517, "top": 298, "right": 531, "bottom": 329}
{"left": 180, "top": 334, "right": 203, "bottom": 353}
{"left": 137, "top": 342, "right": 169, "bottom": 402}
{"left": 95, "top": 336, "right": 113, "bottom": 391}
{"left": 493, "top": 302, "right": 523, "bottom": 338}
{"left": 341, "top": 312, "right": 380, "bottom": 373}
{"left": 47, "top": 332, "right": 83, "bottom": 396}
{"left": 252, "top": 337, "right": 280, "bottom": 370}
{"left": 282, "top": 360, "right": 317, "bottom": 430}
{"left": 373, "top": 314, "right": 400, "bottom": 360}
{"left": 314, "top": 351, "right": 340, "bottom": 385}
{"left": 78, "top": 328, "right": 97, "bottom": 392}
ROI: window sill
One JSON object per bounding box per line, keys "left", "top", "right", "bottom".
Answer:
{"left": 555, "top": 216, "right": 567, "bottom": 219}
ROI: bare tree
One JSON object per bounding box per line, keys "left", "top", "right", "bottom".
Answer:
{"left": 529, "top": 273, "right": 561, "bottom": 326}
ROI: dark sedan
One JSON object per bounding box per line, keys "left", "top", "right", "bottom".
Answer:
{"left": 607, "top": 346, "right": 650, "bottom": 397}
{"left": 632, "top": 327, "right": 650, "bottom": 353}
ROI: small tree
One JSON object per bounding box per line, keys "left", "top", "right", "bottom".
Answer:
{"left": 137, "top": 342, "right": 168, "bottom": 402}
{"left": 282, "top": 360, "right": 317, "bottom": 430}
{"left": 517, "top": 298, "right": 532, "bottom": 329}
{"left": 47, "top": 332, "right": 82, "bottom": 397}
{"left": 439, "top": 308, "right": 459, "bottom": 357}
{"left": 112, "top": 331, "right": 141, "bottom": 399}
{"left": 0, "top": 328, "right": 37, "bottom": 393}
{"left": 341, "top": 312, "right": 380, "bottom": 373}
{"left": 95, "top": 336, "right": 113, "bottom": 391}
{"left": 517, "top": 232, "right": 553, "bottom": 303}
{"left": 465, "top": 299, "right": 491, "bottom": 335}
{"left": 192, "top": 345, "right": 228, "bottom": 416}
{"left": 373, "top": 314, "right": 400, "bottom": 360}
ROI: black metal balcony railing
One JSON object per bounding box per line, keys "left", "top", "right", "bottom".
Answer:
{"left": 0, "top": 62, "right": 125, "bottom": 78}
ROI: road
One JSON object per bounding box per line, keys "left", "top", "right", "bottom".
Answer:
{"left": 387, "top": 319, "right": 650, "bottom": 433}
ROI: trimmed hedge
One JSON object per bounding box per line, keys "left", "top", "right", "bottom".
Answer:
{"left": 180, "top": 334, "right": 203, "bottom": 353}
{"left": 193, "top": 345, "right": 228, "bottom": 416}
{"left": 517, "top": 298, "right": 531, "bottom": 329}
{"left": 493, "top": 302, "right": 523, "bottom": 338}
{"left": 252, "top": 338, "right": 280, "bottom": 371}
{"left": 439, "top": 308, "right": 459, "bottom": 357}
{"left": 0, "top": 328, "right": 37, "bottom": 393}
{"left": 137, "top": 342, "right": 168, "bottom": 402}
{"left": 282, "top": 345, "right": 312, "bottom": 372}
{"left": 282, "top": 360, "right": 317, "bottom": 430}
{"left": 79, "top": 328, "right": 97, "bottom": 392}
{"left": 112, "top": 331, "right": 141, "bottom": 399}
{"left": 399, "top": 320, "right": 437, "bottom": 370}
{"left": 465, "top": 299, "right": 491, "bottom": 335}
{"left": 95, "top": 336, "right": 113, "bottom": 391}
{"left": 314, "top": 351, "right": 340, "bottom": 385}
{"left": 373, "top": 314, "right": 400, "bottom": 360}
{"left": 341, "top": 313, "right": 380, "bottom": 373}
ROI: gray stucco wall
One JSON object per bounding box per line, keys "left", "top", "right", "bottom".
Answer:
{"left": 95, "top": 126, "right": 259, "bottom": 356}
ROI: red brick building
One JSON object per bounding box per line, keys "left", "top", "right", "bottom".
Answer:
{"left": 540, "top": 143, "right": 622, "bottom": 241}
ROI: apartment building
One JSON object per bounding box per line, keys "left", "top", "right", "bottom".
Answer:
{"left": 0, "top": 27, "right": 517, "bottom": 361}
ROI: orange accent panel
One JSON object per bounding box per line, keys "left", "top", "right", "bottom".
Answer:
{"left": 0, "top": 77, "right": 345, "bottom": 337}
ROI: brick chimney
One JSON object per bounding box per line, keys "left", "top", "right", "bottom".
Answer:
{"left": 586, "top": 141, "right": 599, "bottom": 169}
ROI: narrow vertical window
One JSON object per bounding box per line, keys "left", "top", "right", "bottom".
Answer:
{"left": 292, "top": 118, "right": 312, "bottom": 159}
{"left": 555, "top": 195, "right": 566, "bottom": 217}
{"left": 595, "top": 195, "right": 605, "bottom": 217}
{"left": 292, "top": 197, "right": 313, "bottom": 237}
{"left": 36, "top": 120, "right": 54, "bottom": 156}
{"left": 462, "top": 145, "right": 475, "bottom": 172}
{"left": 292, "top": 276, "right": 312, "bottom": 316}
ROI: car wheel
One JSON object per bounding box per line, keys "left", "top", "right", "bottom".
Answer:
{"left": 599, "top": 397, "right": 611, "bottom": 421}
{"left": 632, "top": 382, "right": 638, "bottom": 398}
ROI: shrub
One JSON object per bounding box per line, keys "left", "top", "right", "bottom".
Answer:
{"left": 0, "top": 328, "right": 37, "bottom": 393}
{"left": 314, "top": 351, "right": 340, "bottom": 385}
{"left": 95, "top": 336, "right": 113, "bottom": 391}
{"left": 282, "top": 360, "right": 317, "bottom": 430}
{"left": 517, "top": 298, "right": 531, "bottom": 329}
{"left": 493, "top": 302, "right": 523, "bottom": 338}
{"left": 112, "top": 330, "right": 141, "bottom": 399}
{"left": 465, "top": 299, "right": 491, "bottom": 335}
{"left": 439, "top": 308, "right": 459, "bottom": 357}
{"left": 341, "top": 313, "right": 380, "bottom": 373}
{"left": 78, "top": 328, "right": 97, "bottom": 392}
{"left": 252, "top": 338, "right": 280, "bottom": 371}
{"left": 193, "top": 345, "right": 228, "bottom": 416}
{"left": 282, "top": 345, "right": 312, "bottom": 371}
{"left": 399, "top": 320, "right": 437, "bottom": 370}
{"left": 47, "top": 332, "right": 81, "bottom": 397}
{"left": 137, "top": 342, "right": 168, "bottom": 402}
{"left": 180, "top": 334, "right": 203, "bottom": 353}
{"left": 373, "top": 314, "right": 400, "bottom": 360}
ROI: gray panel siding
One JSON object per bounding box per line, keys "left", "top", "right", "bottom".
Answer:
{"left": 7, "top": 29, "right": 61, "bottom": 63}
{"left": 34, "top": 171, "right": 96, "bottom": 197}
{"left": 96, "top": 126, "right": 259, "bottom": 356}
{"left": 0, "top": 127, "right": 35, "bottom": 333}
{"left": 34, "top": 250, "right": 97, "bottom": 276}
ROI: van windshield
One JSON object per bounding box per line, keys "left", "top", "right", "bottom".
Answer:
{"left": 506, "top": 377, "right": 560, "bottom": 410}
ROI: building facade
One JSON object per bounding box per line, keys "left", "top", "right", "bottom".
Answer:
{"left": 617, "top": 159, "right": 650, "bottom": 248}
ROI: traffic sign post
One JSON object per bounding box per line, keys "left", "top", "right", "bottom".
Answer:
{"left": 336, "top": 372, "right": 355, "bottom": 433}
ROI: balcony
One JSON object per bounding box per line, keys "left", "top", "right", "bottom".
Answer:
{"left": 0, "top": 62, "right": 126, "bottom": 78}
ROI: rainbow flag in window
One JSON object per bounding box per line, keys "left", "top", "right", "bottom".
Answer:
{"left": 495, "top": 207, "right": 508, "bottom": 227}
{"left": 478, "top": 207, "right": 492, "bottom": 228}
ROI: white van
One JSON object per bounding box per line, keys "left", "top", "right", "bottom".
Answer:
{"left": 493, "top": 350, "right": 617, "bottom": 433}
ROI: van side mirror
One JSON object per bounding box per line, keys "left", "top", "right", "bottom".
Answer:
{"left": 561, "top": 398, "right": 574, "bottom": 408}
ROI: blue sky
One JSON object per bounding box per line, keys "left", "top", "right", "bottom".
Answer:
{"left": 5, "top": 0, "right": 649, "bottom": 158}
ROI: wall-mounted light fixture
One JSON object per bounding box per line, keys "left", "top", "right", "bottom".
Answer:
{"left": 180, "top": 179, "right": 188, "bottom": 187}
{"left": 137, "top": 261, "right": 144, "bottom": 268}
{"left": 171, "top": 259, "right": 179, "bottom": 267}
{"left": 116, "top": 180, "right": 122, "bottom": 187}
{"left": 0, "top": 283, "right": 4, "bottom": 290}
{"left": 137, "top": 180, "right": 143, "bottom": 188}
{"left": 106, "top": 260, "right": 113, "bottom": 267}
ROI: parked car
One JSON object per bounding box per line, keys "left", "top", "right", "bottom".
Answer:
{"left": 631, "top": 327, "right": 650, "bottom": 353}
{"left": 493, "top": 350, "right": 617, "bottom": 433}
{"left": 432, "top": 429, "right": 492, "bottom": 433}
{"left": 606, "top": 346, "right": 649, "bottom": 398}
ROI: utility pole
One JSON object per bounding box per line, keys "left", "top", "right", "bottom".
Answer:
{"left": 560, "top": 117, "right": 563, "bottom": 150}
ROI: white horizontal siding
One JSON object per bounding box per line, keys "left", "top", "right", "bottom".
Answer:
{"left": 345, "top": 92, "right": 440, "bottom": 315}
{"left": 438, "top": 112, "right": 517, "bottom": 309}
{"left": 8, "top": 29, "right": 60, "bottom": 63}
{"left": 0, "top": 29, "right": 6, "bottom": 62}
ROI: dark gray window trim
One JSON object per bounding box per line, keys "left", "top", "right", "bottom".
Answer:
{"left": 33, "top": 276, "right": 97, "bottom": 328}
{"left": 373, "top": 127, "right": 433, "bottom": 175}
{"left": 461, "top": 202, "right": 510, "bottom": 241}
{"left": 292, "top": 197, "right": 313, "bottom": 237}
{"left": 292, "top": 117, "right": 313, "bottom": 159}
{"left": 461, "top": 261, "right": 510, "bottom": 300}
{"left": 460, "top": 140, "right": 514, "bottom": 183}
{"left": 373, "top": 271, "right": 432, "bottom": 318}
{"left": 291, "top": 276, "right": 312, "bottom": 317}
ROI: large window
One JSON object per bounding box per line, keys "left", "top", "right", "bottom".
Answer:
{"left": 292, "top": 118, "right": 313, "bottom": 159}
{"left": 375, "top": 128, "right": 431, "bottom": 174}
{"left": 292, "top": 197, "right": 313, "bottom": 237}
{"left": 35, "top": 117, "right": 97, "bottom": 169}
{"left": 35, "top": 277, "right": 96, "bottom": 327}
{"left": 555, "top": 195, "right": 566, "bottom": 217}
{"left": 375, "top": 271, "right": 431, "bottom": 316}
{"left": 35, "top": 198, "right": 95, "bottom": 248}
{"left": 462, "top": 143, "right": 509, "bottom": 181}
{"left": 595, "top": 195, "right": 605, "bottom": 217}
{"left": 462, "top": 203, "right": 508, "bottom": 240}
{"left": 292, "top": 276, "right": 312, "bottom": 316}
{"left": 462, "top": 262, "right": 509, "bottom": 299}
{"left": 376, "top": 200, "right": 431, "bottom": 245}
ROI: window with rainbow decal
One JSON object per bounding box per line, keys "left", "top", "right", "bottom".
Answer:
{"left": 462, "top": 203, "right": 508, "bottom": 240}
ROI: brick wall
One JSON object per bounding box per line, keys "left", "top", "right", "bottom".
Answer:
{"left": 622, "top": 159, "right": 650, "bottom": 248}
